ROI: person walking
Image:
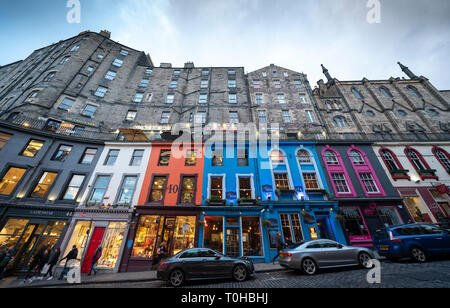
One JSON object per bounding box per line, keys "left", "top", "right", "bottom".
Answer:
{"left": 88, "top": 246, "right": 102, "bottom": 276}
{"left": 152, "top": 242, "right": 167, "bottom": 269}
{"left": 0, "top": 248, "right": 14, "bottom": 280}
{"left": 23, "top": 245, "right": 48, "bottom": 283}
{"left": 58, "top": 245, "right": 78, "bottom": 280}
{"left": 43, "top": 247, "right": 61, "bottom": 281}
{"left": 271, "top": 231, "right": 285, "bottom": 264}
{"left": 35, "top": 247, "right": 51, "bottom": 280}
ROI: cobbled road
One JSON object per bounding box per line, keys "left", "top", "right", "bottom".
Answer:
{"left": 54, "top": 258, "right": 450, "bottom": 288}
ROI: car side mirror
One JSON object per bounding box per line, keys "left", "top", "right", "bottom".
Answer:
{"left": 215, "top": 256, "right": 221, "bottom": 260}
{"left": 338, "top": 245, "right": 344, "bottom": 249}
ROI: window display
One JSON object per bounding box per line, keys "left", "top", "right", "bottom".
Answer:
{"left": 242, "top": 217, "right": 263, "bottom": 257}
{"left": 377, "top": 207, "right": 403, "bottom": 227}
{"left": 204, "top": 217, "right": 223, "bottom": 253}
{"left": 132, "top": 216, "right": 160, "bottom": 258}
{"left": 341, "top": 207, "right": 369, "bottom": 236}
{"left": 61, "top": 221, "right": 92, "bottom": 266}
{"left": 172, "top": 217, "right": 196, "bottom": 255}
{"left": 98, "top": 222, "right": 127, "bottom": 269}
{"left": 0, "top": 219, "right": 29, "bottom": 250}
{"left": 404, "top": 197, "right": 430, "bottom": 223}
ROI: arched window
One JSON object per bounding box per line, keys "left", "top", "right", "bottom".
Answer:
{"left": 381, "top": 150, "right": 400, "bottom": 171}
{"left": 333, "top": 116, "right": 349, "bottom": 128}
{"left": 405, "top": 147, "right": 438, "bottom": 180}
{"left": 407, "top": 86, "right": 421, "bottom": 98}
{"left": 406, "top": 149, "right": 426, "bottom": 170}
{"left": 324, "top": 150, "right": 338, "bottom": 165}
{"left": 380, "top": 87, "right": 393, "bottom": 99}
{"left": 26, "top": 90, "right": 40, "bottom": 101}
{"left": 270, "top": 150, "right": 284, "bottom": 164}
{"left": 349, "top": 150, "right": 365, "bottom": 165}
{"left": 433, "top": 147, "right": 450, "bottom": 172}
{"left": 351, "top": 88, "right": 363, "bottom": 100}
{"left": 297, "top": 150, "right": 311, "bottom": 164}
{"left": 43, "top": 72, "right": 56, "bottom": 82}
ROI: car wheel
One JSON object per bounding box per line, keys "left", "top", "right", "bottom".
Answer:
{"left": 410, "top": 247, "right": 427, "bottom": 263}
{"left": 358, "top": 252, "right": 374, "bottom": 269}
{"left": 233, "top": 264, "right": 248, "bottom": 282}
{"left": 169, "top": 269, "right": 185, "bottom": 287}
{"left": 301, "top": 258, "right": 317, "bottom": 275}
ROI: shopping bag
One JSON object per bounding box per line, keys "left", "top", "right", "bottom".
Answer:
{"left": 41, "top": 264, "right": 50, "bottom": 275}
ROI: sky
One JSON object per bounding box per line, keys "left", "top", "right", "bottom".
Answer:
{"left": 1, "top": 0, "right": 449, "bottom": 89}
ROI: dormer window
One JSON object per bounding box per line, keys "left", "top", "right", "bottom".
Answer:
{"left": 351, "top": 88, "right": 363, "bottom": 100}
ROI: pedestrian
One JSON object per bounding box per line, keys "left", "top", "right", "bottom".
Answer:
{"left": 23, "top": 245, "right": 48, "bottom": 283}
{"left": 152, "top": 241, "right": 166, "bottom": 269}
{"left": 271, "top": 231, "right": 285, "bottom": 264}
{"left": 36, "top": 247, "right": 51, "bottom": 280}
{"left": 88, "top": 246, "right": 102, "bottom": 276}
{"left": 43, "top": 247, "right": 61, "bottom": 281}
{"left": 0, "top": 248, "right": 14, "bottom": 280}
{"left": 58, "top": 245, "right": 78, "bottom": 280}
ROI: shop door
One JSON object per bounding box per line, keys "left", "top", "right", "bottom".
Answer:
{"left": 81, "top": 227, "right": 106, "bottom": 273}
{"left": 225, "top": 228, "right": 240, "bottom": 257}
{"left": 316, "top": 215, "right": 336, "bottom": 241}
{"left": 12, "top": 223, "right": 46, "bottom": 271}
{"left": 158, "top": 217, "right": 176, "bottom": 258}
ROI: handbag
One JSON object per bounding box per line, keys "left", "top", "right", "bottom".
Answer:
{"left": 41, "top": 264, "right": 50, "bottom": 275}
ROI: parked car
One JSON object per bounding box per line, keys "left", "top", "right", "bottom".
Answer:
{"left": 373, "top": 223, "right": 450, "bottom": 263}
{"left": 157, "top": 248, "right": 255, "bottom": 287}
{"left": 278, "top": 239, "right": 376, "bottom": 275}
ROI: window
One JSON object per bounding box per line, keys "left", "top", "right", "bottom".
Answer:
{"left": 274, "top": 173, "right": 290, "bottom": 190}
{"left": 331, "top": 173, "right": 350, "bottom": 193}
{"left": 228, "top": 69, "right": 236, "bottom": 76}
{"left": 407, "top": 86, "right": 421, "bottom": 98}
{"left": 202, "top": 69, "right": 210, "bottom": 76}
{"left": 71, "top": 44, "right": 80, "bottom": 52}
{"left": 105, "top": 71, "right": 117, "bottom": 80}
{"left": 238, "top": 177, "right": 252, "bottom": 198}
{"left": 185, "top": 150, "right": 197, "bottom": 166}
{"left": 87, "top": 66, "right": 94, "bottom": 73}
{"left": 299, "top": 94, "right": 308, "bottom": 104}
{"left": 204, "top": 217, "right": 223, "bottom": 253}
{"left": 104, "top": 150, "right": 120, "bottom": 166}
{"left": 30, "top": 172, "right": 58, "bottom": 198}
{"left": 43, "top": 72, "right": 56, "bottom": 82}
{"left": 280, "top": 214, "right": 303, "bottom": 244}
{"left": 82, "top": 104, "right": 97, "bottom": 117}
{"left": 282, "top": 110, "right": 291, "bottom": 123}
{"left": 160, "top": 111, "right": 170, "bottom": 124}
{"left": 406, "top": 149, "right": 426, "bottom": 170}
{"left": 59, "top": 56, "right": 70, "bottom": 65}
{"left": 80, "top": 148, "right": 97, "bottom": 165}
{"left": 126, "top": 110, "right": 137, "bottom": 121}
{"left": 180, "top": 176, "right": 196, "bottom": 204}
{"left": 274, "top": 80, "right": 281, "bottom": 88}
{"left": 324, "top": 150, "right": 338, "bottom": 165}
{"left": 26, "top": 90, "right": 40, "bottom": 101}
{"left": 253, "top": 80, "right": 261, "bottom": 88}
{"left": 381, "top": 150, "right": 401, "bottom": 171}
{"left": 277, "top": 94, "right": 286, "bottom": 104}
{"left": 229, "top": 112, "right": 239, "bottom": 124}
{"left": 169, "top": 80, "right": 178, "bottom": 89}
{"left": 139, "top": 79, "right": 149, "bottom": 87}
{"left": 97, "top": 54, "right": 104, "bottom": 60}
{"left": 145, "top": 68, "right": 153, "bottom": 75}
{"left": 242, "top": 217, "right": 263, "bottom": 256}
{"left": 149, "top": 176, "right": 167, "bottom": 202}
{"left": 131, "top": 216, "right": 160, "bottom": 258}
{"left": 294, "top": 80, "right": 302, "bottom": 88}
{"left": 228, "top": 80, "right": 236, "bottom": 88}
{"left": 262, "top": 72, "right": 267, "bottom": 78}
{"left": 120, "top": 49, "right": 129, "bottom": 56}
{"left": 0, "top": 132, "right": 13, "bottom": 150}
{"left": 341, "top": 207, "right": 369, "bottom": 236}
{"left": 173, "top": 70, "right": 181, "bottom": 76}
{"left": 427, "top": 108, "right": 439, "bottom": 116}
{"left": 118, "top": 176, "right": 137, "bottom": 204}
{"left": 360, "top": 173, "right": 379, "bottom": 193}
{"left": 95, "top": 86, "right": 107, "bottom": 98}
{"left": 258, "top": 111, "right": 267, "bottom": 123}
{"left": 130, "top": 150, "right": 144, "bottom": 166}
{"left": 283, "top": 72, "right": 289, "bottom": 78}
{"left": 377, "top": 207, "right": 403, "bottom": 227}
{"left": 306, "top": 110, "right": 316, "bottom": 123}
{"left": 0, "top": 167, "right": 27, "bottom": 195}
{"left": 380, "top": 87, "right": 393, "bottom": 99}
{"left": 433, "top": 147, "right": 450, "bottom": 172}
{"left": 366, "top": 110, "right": 375, "bottom": 117}
{"left": 350, "top": 150, "right": 365, "bottom": 165}
{"left": 200, "top": 80, "right": 209, "bottom": 88}
{"left": 21, "top": 140, "right": 44, "bottom": 157}
{"left": 158, "top": 150, "right": 171, "bottom": 166}
{"left": 351, "top": 88, "right": 363, "bottom": 100}
{"left": 210, "top": 176, "right": 223, "bottom": 199}
{"left": 228, "top": 94, "right": 237, "bottom": 104}
{"left": 303, "top": 173, "right": 320, "bottom": 190}
{"left": 273, "top": 71, "right": 278, "bottom": 78}
{"left": 62, "top": 174, "right": 85, "bottom": 200}
{"left": 297, "top": 150, "right": 311, "bottom": 164}
{"left": 195, "top": 112, "right": 207, "bottom": 125}
{"left": 112, "top": 59, "right": 123, "bottom": 67}
{"left": 133, "top": 93, "right": 144, "bottom": 103}
{"left": 89, "top": 176, "right": 111, "bottom": 202}
{"left": 237, "top": 149, "right": 249, "bottom": 166}
{"left": 255, "top": 94, "right": 263, "bottom": 105}
{"left": 166, "top": 94, "right": 175, "bottom": 104}
{"left": 397, "top": 109, "right": 407, "bottom": 117}
{"left": 333, "top": 116, "right": 348, "bottom": 128}
{"left": 212, "top": 149, "right": 223, "bottom": 166}
{"left": 59, "top": 98, "right": 75, "bottom": 111}
{"left": 199, "top": 94, "right": 208, "bottom": 104}
{"left": 52, "top": 145, "right": 72, "bottom": 162}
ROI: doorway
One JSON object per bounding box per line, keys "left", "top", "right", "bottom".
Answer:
{"left": 316, "top": 215, "right": 336, "bottom": 241}
{"left": 225, "top": 228, "right": 240, "bottom": 257}
{"left": 81, "top": 227, "right": 106, "bottom": 273}
{"left": 157, "top": 217, "right": 176, "bottom": 258}
{"left": 12, "top": 224, "right": 46, "bottom": 271}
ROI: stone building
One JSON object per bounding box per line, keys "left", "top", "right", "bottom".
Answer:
{"left": 312, "top": 63, "right": 450, "bottom": 141}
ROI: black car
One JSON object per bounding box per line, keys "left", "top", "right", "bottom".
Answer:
{"left": 157, "top": 248, "right": 255, "bottom": 287}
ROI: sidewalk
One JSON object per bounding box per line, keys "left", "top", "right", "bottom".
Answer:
{"left": 0, "top": 263, "right": 286, "bottom": 288}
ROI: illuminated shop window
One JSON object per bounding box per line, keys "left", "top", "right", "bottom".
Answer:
{"left": 0, "top": 219, "right": 29, "bottom": 250}
{"left": 0, "top": 167, "right": 27, "bottom": 195}
{"left": 132, "top": 216, "right": 160, "bottom": 258}
{"left": 242, "top": 217, "right": 263, "bottom": 257}
{"left": 203, "top": 217, "right": 223, "bottom": 253}
{"left": 98, "top": 222, "right": 127, "bottom": 269}
{"left": 61, "top": 221, "right": 91, "bottom": 266}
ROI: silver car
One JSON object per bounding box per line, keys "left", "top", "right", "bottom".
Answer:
{"left": 278, "top": 239, "right": 376, "bottom": 275}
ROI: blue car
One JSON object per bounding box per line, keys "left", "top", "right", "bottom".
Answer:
{"left": 373, "top": 223, "right": 450, "bottom": 262}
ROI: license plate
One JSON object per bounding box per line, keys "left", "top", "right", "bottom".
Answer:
{"left": 379, "top": 246, "right": 389, "bottom": 251}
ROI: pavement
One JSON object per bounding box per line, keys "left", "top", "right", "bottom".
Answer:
{"left": 0, "top": 262, "right": 285, "bottom": 288}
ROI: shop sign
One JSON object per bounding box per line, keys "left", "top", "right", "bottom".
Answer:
{"left": 64, "top": 116, "right": 99, "bottom": 127}
{"left": 436, "top": 184, "right": 450, "bottom": 195}
{"left": 262, "top": 185, "right": 273, "bottom": 193}
{"left": 349, "top": 235, "right": 372, "bottom": 243}
{"left": 226, "top": 191, "right": 237, "bottom": 199}
{"left": 295, "top": 186, "right": 303, "bottom": 193}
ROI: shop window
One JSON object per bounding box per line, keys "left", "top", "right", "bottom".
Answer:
{"left": 210, "top": 176, "right": 223, "bottom": 199}
{"left": 21, "top": 139, "right": 45, "bottom": 157}
{"left": 52, "top": 145, "right": 72, "bottom": 162}
{"left": 79, "top": 148, "right": 97, "bottom": 165}
{"left": 132, "top": 216, "right": 160, "bottom": 258}
{"left": 280, "top": 214, "right": 303, "bottom": 245}
{"left": 274, "top": 173, "right": 290, "bottom": 190}
{"left": 242, "top": 217, "right": 263, "bottom": 257}
{"left": 203, "top": 217, "right": 223, "bottom": 253}
{"left": 98, "top": 222, "right": 127, "bottom": 269}
{"left": 331, "top": 173, "right": 350, "bottom": 193}
{"left": 130, "top": 150, "right": 144, "bottom": 166}
{"left": 237, "top": 149, "right": 248, "bottom": 166}
{"left": 349, "top": 150, "right": 365, "bottom": 165}
{"left": 185, "top": 150, "right": 197, "bottom": 166}
{"left": 377, "top": 207, "right": 403, "bottom": 227}
{"left": 0, "top": 219, "right": 29, "bottom": 251}
{"left": 61, "top": 221, "right": 92, "bottom": 266}
{"left": 297, "top": 150, "right": 311, "bottom": 164}
{"left": 149, "top": 176, "right": 167, "bottom": 203}
{"left": 341, "top": 207, "right": 369, "bottom": 237}
{"left": 117, "top": 176, "right": 137, "bottom": 204}
{"left": 302, "top": 173, "right": 319, "bottom": 190}
{"left": 324, "top": 150, "right": 338, "bottom": 165}
{"left": 30, "top": 171, "right": 58, "bottom": 198}
{"left": 180, "top": 176, "right": 196, "bottom": 204}
{"left": 0, "top": 167, "right": 27, "bottom": 196}
{"left": 433, "top": 147, "right": 450, "bottom": 173}
{"left": 104, "top": 149, "right": 120, "bottom": 166}
{"left": 158, "top": 150, "right": 171, "bottom": 166}
{"left": 403, "top": 196, "right": 431, "bottom": 223}
{"left": 238, "top": 177, "right": 252, "bottom": 198}
{"left": 172, "top": 217, "right": 196, "bottom": 255}
{"left": 89, "top": 175, "right": 111, "bottom": 203}
{"left": 62, "top": 174, "right": 85, "bottom": 200}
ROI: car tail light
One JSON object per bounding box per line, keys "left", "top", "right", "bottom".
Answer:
{"left": 389, "top": 231, "right": 402, "bottom": 242}
{"left": 282, "top": 252, "right": 292, "bottom": 257}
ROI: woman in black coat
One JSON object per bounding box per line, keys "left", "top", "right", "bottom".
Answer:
{"left": 43, "top": 248, "right": 61, "bottom": 280}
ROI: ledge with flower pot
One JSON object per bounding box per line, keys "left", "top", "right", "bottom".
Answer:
{"left": 205, "top": 196, "right": 226, "bottom": 206}
{"left": 237, "top": 197, "right": 260, "bottom": 206}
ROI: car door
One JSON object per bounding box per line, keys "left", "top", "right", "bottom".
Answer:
{"left": 421, "top": 225, "right": 449, "bottom": 254}
{"left": 305, "top": 241, "right": 328, "bottom": 267}
{"left": 178, "top": 249, "right": 204, "bottom": 279}
{"left": 201, "top": 249, "right": 233, "bottom": 278}
{"left": 323, "top": 241, "right": 358, "bottom": 266}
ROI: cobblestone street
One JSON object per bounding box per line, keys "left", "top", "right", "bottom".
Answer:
{"left": 57, "top": 259, "right": 450, "bottom": 288}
